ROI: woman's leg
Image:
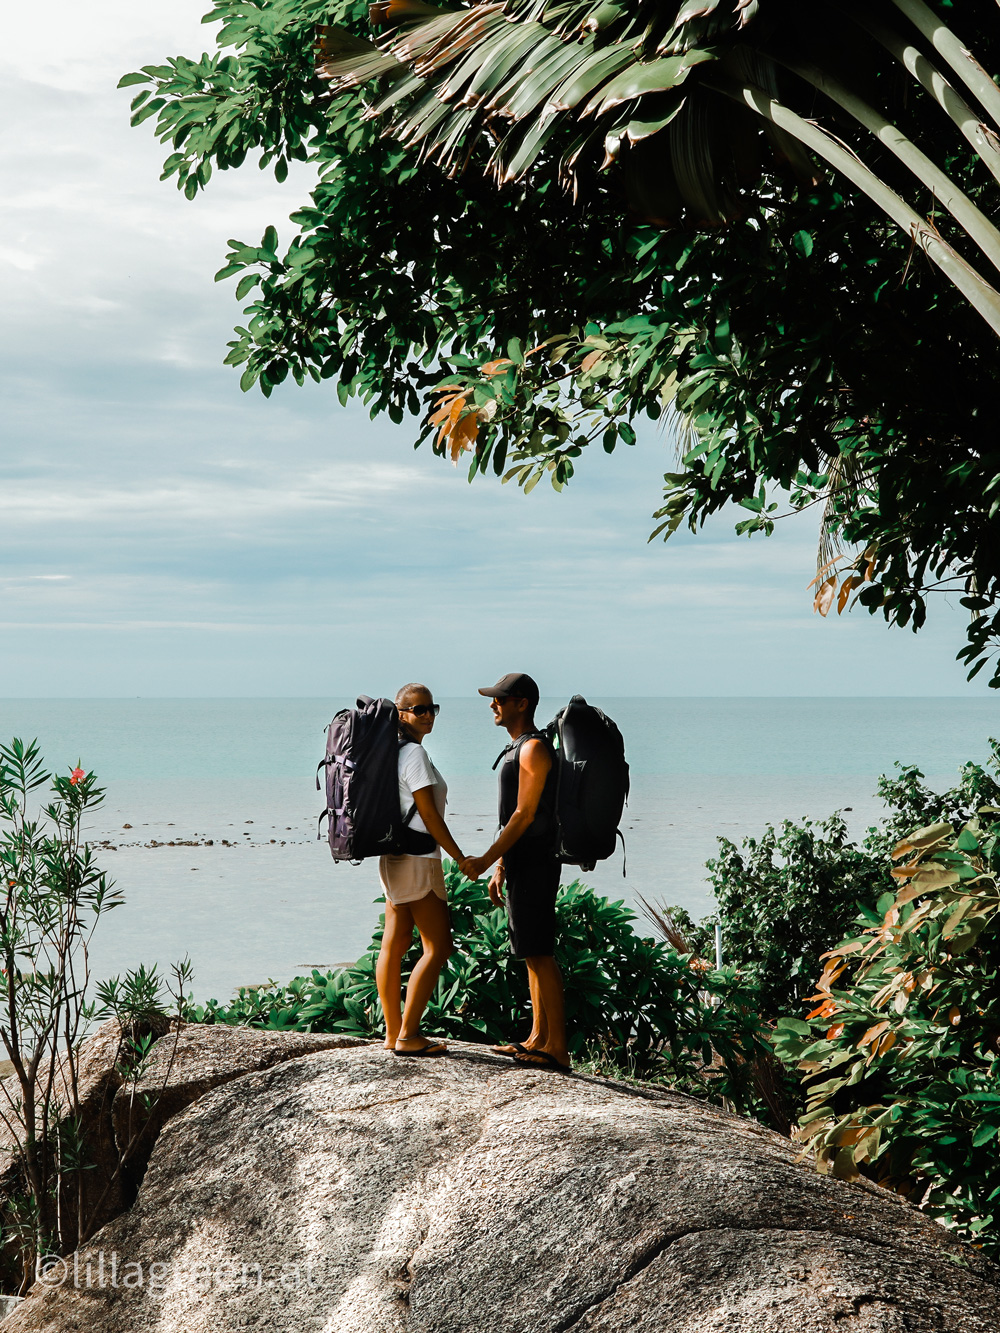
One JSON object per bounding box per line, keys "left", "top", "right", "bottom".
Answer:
{"left": 376, "top": 898, "right": 415, "bottom": 1049}
{"left": 396, "top": 892, "right": 453, "bottom": 1048}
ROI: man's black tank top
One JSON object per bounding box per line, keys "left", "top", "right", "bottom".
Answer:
{"left": 495, "top": 730, "right": 558, "bottom": 855}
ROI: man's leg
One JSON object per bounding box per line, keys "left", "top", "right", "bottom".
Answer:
{"left": 522, "top": 955, "right": 570, "bottom": 1068}
{"left": 397, "top": 892, "right": 453, "bottom": 1049}
{"left": 376, "top": 899, "right": 415, "bottom": 1049}
{"left": 525, "top": 966, "right": 547, "bottom": 1050}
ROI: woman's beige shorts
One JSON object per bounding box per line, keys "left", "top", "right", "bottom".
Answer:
{"left": 378, "top": 855, "right": 448, "bottom": 906}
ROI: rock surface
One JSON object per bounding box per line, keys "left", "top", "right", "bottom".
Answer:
{"left": 6, "top": 1042, "right": 1000, "bottom": 1332}
{"left": 112, "top": 1023, "right": 367, "bottom": 1189}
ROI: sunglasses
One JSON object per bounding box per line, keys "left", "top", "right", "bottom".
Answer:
{"left": 401, "top": 703, "right": 440, "bottom": 717}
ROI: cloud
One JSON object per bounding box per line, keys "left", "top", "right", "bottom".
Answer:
{"left": 0, "top": 2, "right": 989, "bottom": 698}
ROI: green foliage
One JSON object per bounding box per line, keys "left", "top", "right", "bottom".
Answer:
{"left": 0, "top": 741, "right": 118, "bottom": 1285}
{"left": 186, "top": 862, "right": 776, "bottom": 1119}
{"left": 0, "top": 742, "right": 195, "bottom": 1290}
{"left": 773, "top": 809, "right": 1000, "bottom": 1258}
{"left": 123, "top": 0, "right": 1000, "bottom": 683}
{"left": 706, "top": 813, "right": 884, "bottom": 1019}
{"left": 665, "top": 746, "right": 1000, "bottom": 1023}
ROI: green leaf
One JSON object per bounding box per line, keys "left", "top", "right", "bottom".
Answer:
{"left": 235, "top": 273, "right": 261, "bottom": 300}
{"left": 585, "top": 49, "right": 717, "bottom": 116}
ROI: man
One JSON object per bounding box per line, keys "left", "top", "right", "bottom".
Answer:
{"left": 462, "top": 673, "right": 571, "bottom": 1072}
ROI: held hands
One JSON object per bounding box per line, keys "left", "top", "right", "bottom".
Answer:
{"left": 461, "top": 855, "right": 489, "bottom": 883}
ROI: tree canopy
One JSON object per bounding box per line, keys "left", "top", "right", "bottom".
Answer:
{"left": 122, "top": 0, "right": 1000, "bottom": 684}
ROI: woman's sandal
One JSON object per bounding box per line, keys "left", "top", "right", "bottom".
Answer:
{"left": 392, "top": 1040, "right": 447, "bottom": 1058}
{"left": 513, "top": 1049, "right": 572, "bottom": 1074}
{"left": 490, "top": 1042, "right": 528, "bottom": 1057}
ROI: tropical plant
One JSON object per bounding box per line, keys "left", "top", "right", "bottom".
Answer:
{"left": 319, "top": 0, "right": 1000, "bottom": 335}
{"left": 0, "top": 741, "right": 122, "bottom": 1286}
{"left": 187, "top": 863, "right": 778, "bottom": 1118}
{"left": 0, "top": 740, "right": 192, "bottom": 1293}
{"left": 773, "top": 812, "right": 1000, "bottom": 1258}
{"left": 704, "top": 813, "right": 887, "bottom": 1018}
{"left": 653, "top": 745, "right": 1000, "bottom": 1023}
{"left": 121, "top": 0, "right": 1000, "bottom": 684}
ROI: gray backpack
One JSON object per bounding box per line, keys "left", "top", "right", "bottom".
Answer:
{"left": 317, "top": 696, "right": 435, "bottom": 862}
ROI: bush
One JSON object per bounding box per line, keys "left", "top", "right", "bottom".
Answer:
{"left": 705, "top": 813, "right": 884, "bottom": 1017}
{"left": 660, "top": 746, "right": 1000, "bottom": 1022}
{"left": 0, "top": 740, "right": 189, "bottom": 1292}
{"left": 773, "top": 811, "right": 1000, "bottom": 1258}
{"left": 186, "top": 862, "right": 777, "bottom": 1119}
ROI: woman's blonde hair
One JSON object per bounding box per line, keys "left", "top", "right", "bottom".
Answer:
{"left": 394, "top": 682, "right": 431, "bottom": 709}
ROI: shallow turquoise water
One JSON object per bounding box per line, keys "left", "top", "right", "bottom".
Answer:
{"left": 2, "top": 695, "right": 997, "bottom": 778}
{"left": 0, "top": 697, "right": 995, "bottom": 1003}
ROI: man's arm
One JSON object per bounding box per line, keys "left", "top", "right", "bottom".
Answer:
{"left": 465, "top": 740, "right": 551, "bottom": 883}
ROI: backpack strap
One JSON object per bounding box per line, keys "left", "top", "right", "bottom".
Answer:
{"left": 492, "top": 729, "right": 546, "bottom": 771}
{"left": 397, "top": 737, "right": 427, "bottom": 835}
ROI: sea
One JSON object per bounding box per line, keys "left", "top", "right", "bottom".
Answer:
{"left": 0, "top": 697, "right": 996, "bottom": 1006}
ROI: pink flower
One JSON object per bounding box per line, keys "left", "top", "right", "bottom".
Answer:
{"left": 69, "top": 768, "right": 85, "bottom": 786}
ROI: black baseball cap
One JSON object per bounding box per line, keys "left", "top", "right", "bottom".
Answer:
{"left": 478, "top": 673, "right": 540, "bottom": 706}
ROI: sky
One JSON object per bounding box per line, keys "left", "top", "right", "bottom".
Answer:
{"left": 0, "top": 0, "right": 992, "bottom": 698}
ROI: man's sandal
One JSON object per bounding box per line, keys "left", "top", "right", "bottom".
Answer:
{"left": 490, "top": 1042, "right": 528, "bottom": 1057}
{"left": 513, "top": 1049, "right": 572, "bottom": 1073}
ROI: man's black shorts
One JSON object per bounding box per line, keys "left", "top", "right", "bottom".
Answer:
{"left": 504, "top": 848, "right": 560, "bottom": 959}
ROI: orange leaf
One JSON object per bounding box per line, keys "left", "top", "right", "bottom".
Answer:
{"left": 481, "top": 359, "right": 513, "bottom": 377}
{"left": 890, "top": 860, "right": 921, "bottom": 880}
{"left": 949, "top": 1006, "right": 961, "bottom": 1026}
{"left": 823, "top": 939, "right": 869, "bottom": 958}
{"left": 826, "top": 1023, "right": 845, "bottom": 1040}
{"left": 579, "top": 349, "right": 605, "bottom": 373}
{"left": 834, "top": 1125, "right": 869, "bottom": 1147}
{"left": 807, "top": 999, "right": 837, "bottom": 1019}
{"left": 436, "top": 394, "right": 469, "bottom": 450}
{"left": 813, "top": 576, "right": 836, "bottom": 617}
{"left": 858, "top": 1021, "right": 890, "bottom": 1048}
{"left": 806, "top": 556, "right": 844, "bottom": 590}
{"left": 837, "top": 575, "right": 862, "bottom": 614}
{"left": 448, "top": 411, "right": 479, "bottom": 461}
{"left": 428, "top": 392, "right": 465, "bottom": 427}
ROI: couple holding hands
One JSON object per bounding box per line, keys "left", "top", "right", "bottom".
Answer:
{"left": 375, "top": 673, "right": 571, "bottom": 1073}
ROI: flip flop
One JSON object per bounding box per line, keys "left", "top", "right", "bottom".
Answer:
{"left": 513, "top": 1049, "right": 572, "bottom": 1074}
{"left": 392, "top": 1040, "right": 447, "bottom": 1058}
{"left": 490, "top": 1042, "right": 528, "bottom": 1057}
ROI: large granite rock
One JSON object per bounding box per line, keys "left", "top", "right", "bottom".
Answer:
{"left": 0, "top": 1021, "right": 368, "bottom": 1293}
{"left": 5, "top": 1041, "right": 1000, "bottom": 1331}
{"left": 112, "top": 1023, "right": 368, "bottom": 1190}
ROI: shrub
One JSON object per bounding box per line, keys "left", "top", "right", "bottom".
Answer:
{"left": 773, "top": 811, "right": 1000, "bottom": 1258}
{"left": 187, "top": 863, "right": 776, "bottom": 1119}
{"left": 704, "top": 813, "right": 884, "bottom": 1017}
{"left": 659, "top": 745, "right": 1000, "bottom": 1023}
{"left": 0, "top": 740, "right": 192, "bottom": 1291}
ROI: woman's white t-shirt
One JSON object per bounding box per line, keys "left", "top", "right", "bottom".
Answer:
{"left": 398, "top": 742, "right": 447, "bottom": 860}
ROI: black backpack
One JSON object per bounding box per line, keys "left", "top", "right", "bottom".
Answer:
{"left": 317, "top": 696, "right": 435, "bottom": 862}
{"left": 544, "top": 696, "right": 630, "bottom": 872}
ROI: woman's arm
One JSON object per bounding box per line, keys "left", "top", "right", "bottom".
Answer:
{"left": 411, "top": 785, "right": 464, "bottom": 863}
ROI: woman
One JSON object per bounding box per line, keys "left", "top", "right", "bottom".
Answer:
{"left": 375, "top": 682, "right": 464, "bottom": 1056}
